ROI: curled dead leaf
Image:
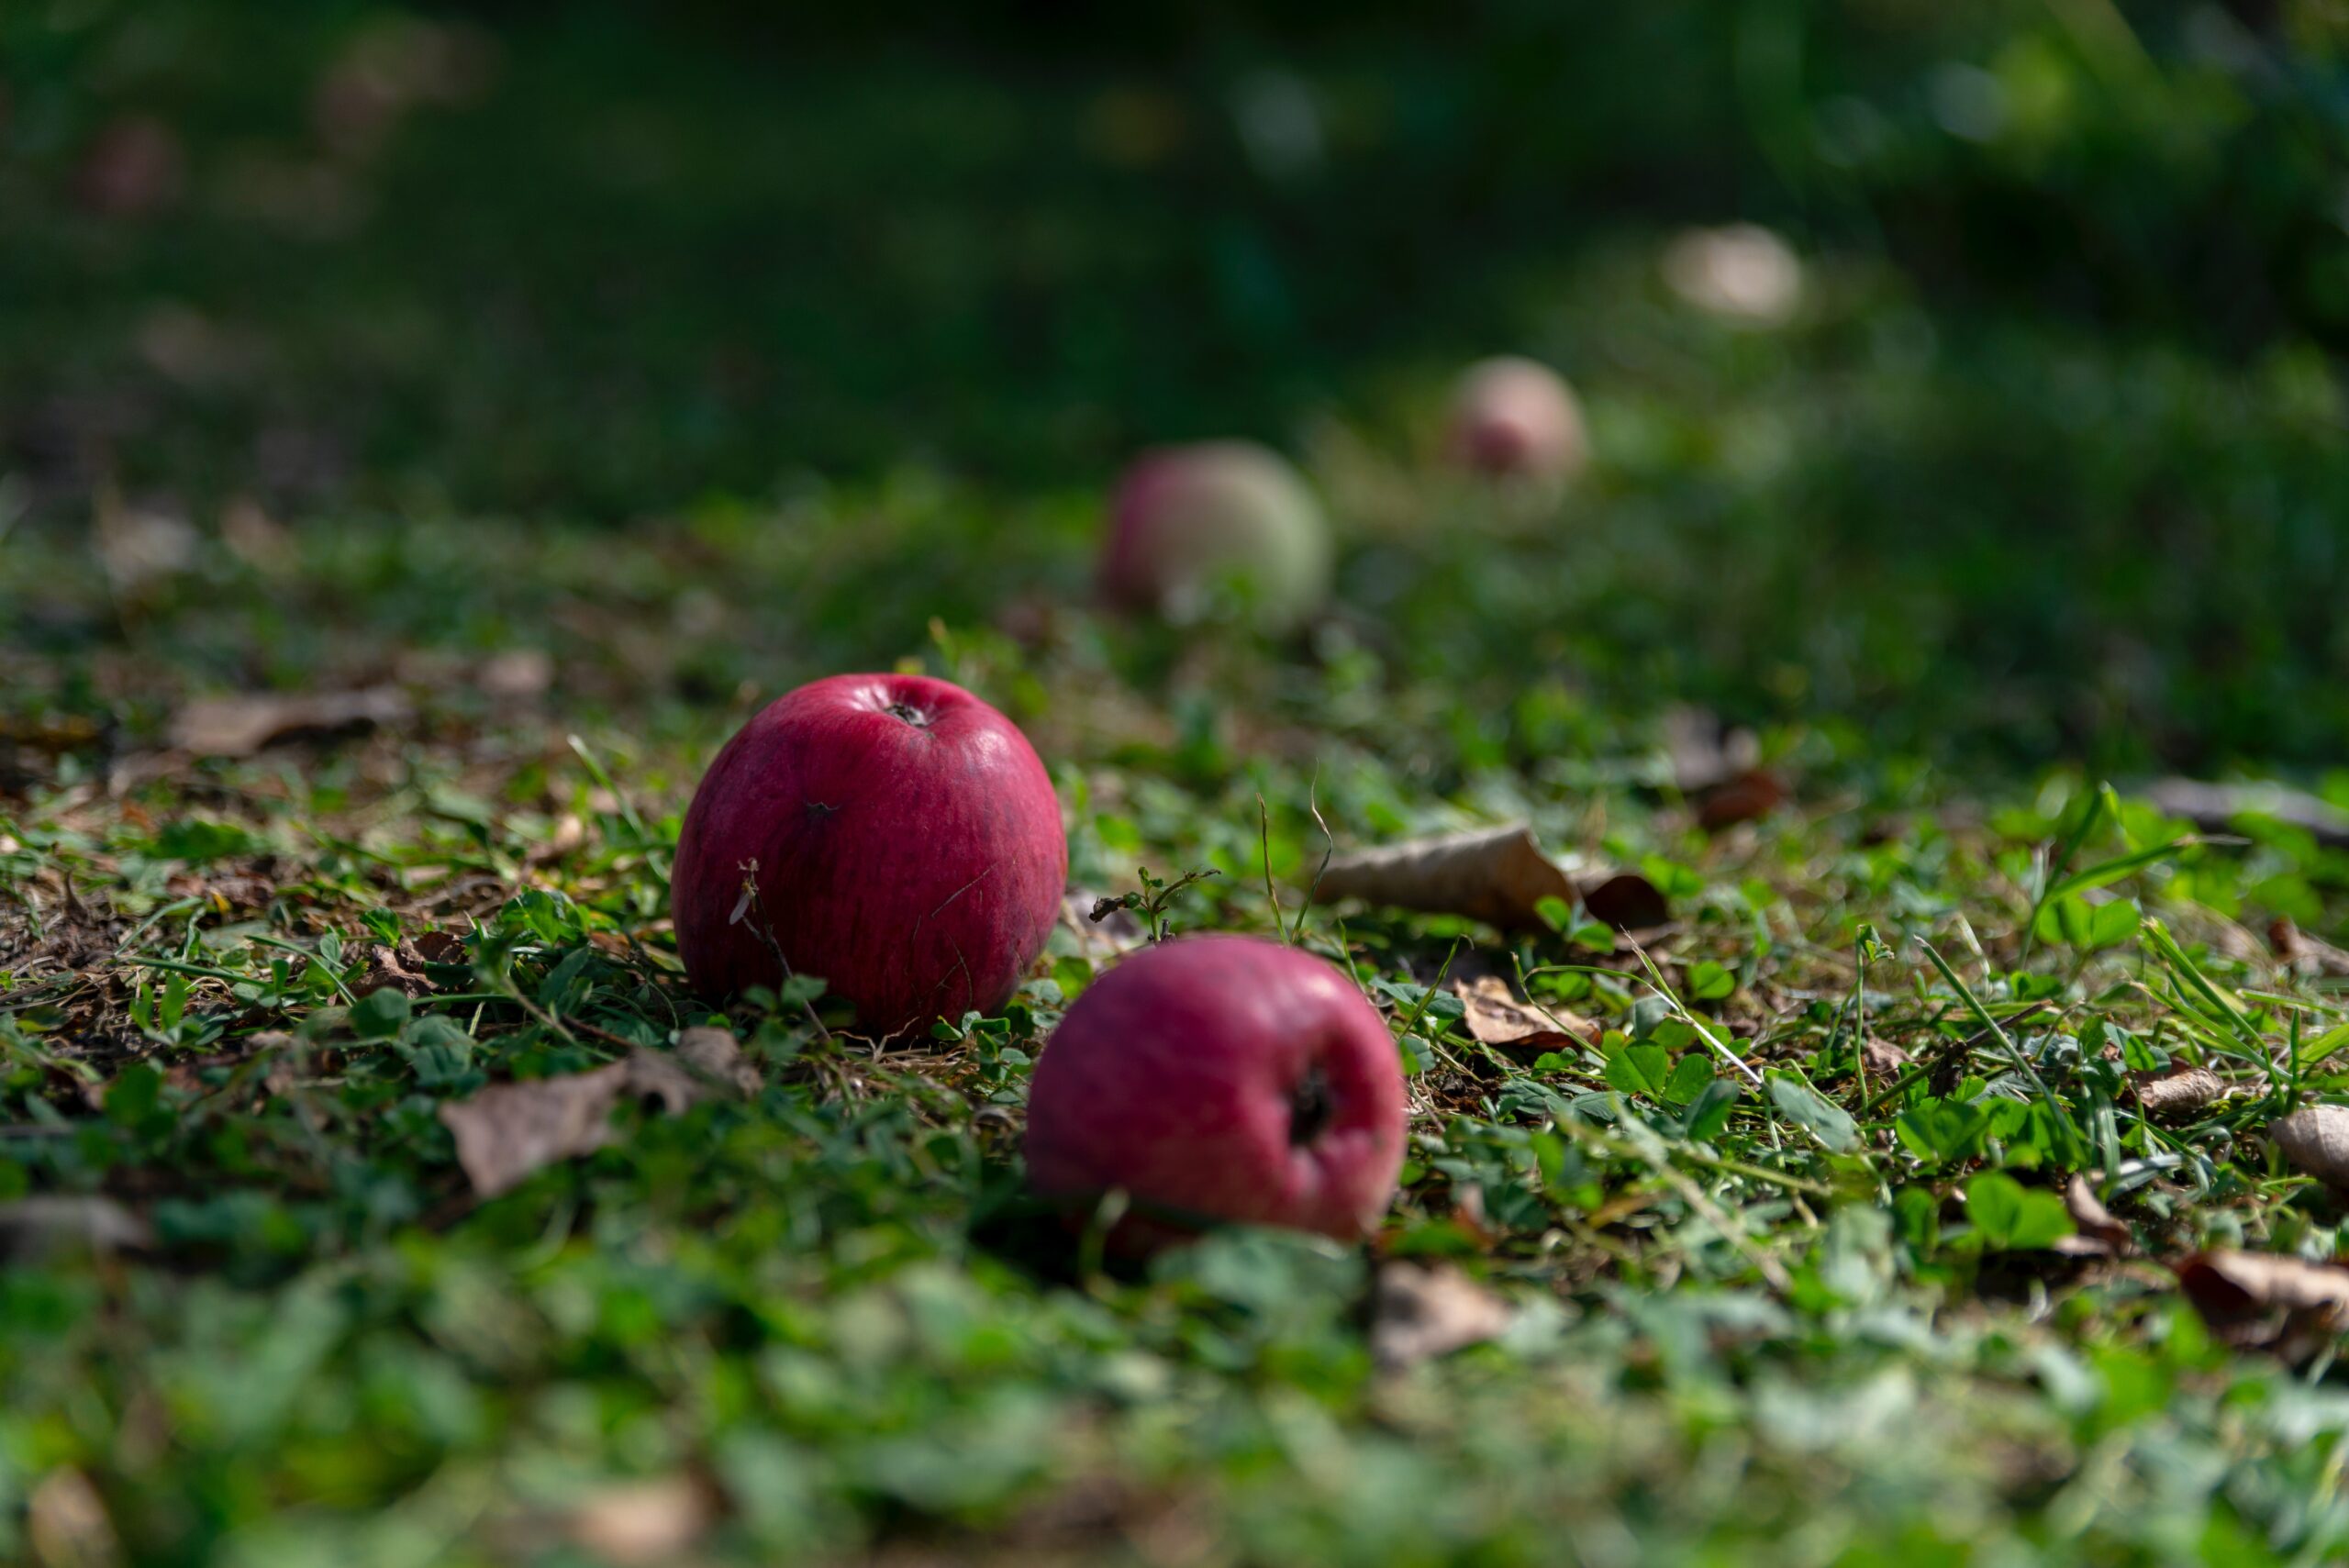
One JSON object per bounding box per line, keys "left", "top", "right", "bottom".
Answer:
{"left": 169, "top": 687, "right": 410, "bottom": 758}
{"left": 2178, "top": 1250, "right": 2349, "bottom": 1358}
{"left": 1316, "top": 826, "right": 1572, "bottom": 929}
{"left": 1450, "top": 975, "right": 1594, "bottom": 1053}
{"left": 1860, "top": 1038, "right": 1911, "bottom": 1078}
{"left": 1369, "top": 1262, "right": 1514, "bottom": 1371}
{"left": 2269, "top": 1104, "right": 2349, "bottom": 1189}
{"left": 28, "top": 1467, "right": 119, "bottom": 1568}
{"left": 439, "top": 1034, "right": 760, "bottom": 1197}
{"left": 674, "top": 1026, "right": 763, "bottom": 1097}
{"left": 410, "top": 929, "right": 468, "bottom": 966}
{"left": 1063, "top": 890, "right": 1147, "bottom": 955}
{"left": 0, "top": 1196, "right": 150, "bottom": 1264}
{"left": 2146, "top": 777, "right": 2349, "bottom": 849}
{"left": 1663, "top": 707, "right": 1789, "bottom": 831}
{"left": 563, "top": 1475, "right": 713, "bottom": 1566}
{"left": 358, "top": 941, "right": 433, "bottom": 998}
{"left": 2054, "top": 1174, "right": 2130, "bottom": 1258}
{"left": 1664, "top": 706, "right": 1758, "bottom": 794}
{"left": 478, "top": 648, "right": 555, "bottom": 700}
{"left": 1579, "top": 871, "right": 1669, "bottom": 932}
{"left": 2129, "top": 1066, "right": 2224, "bottom": 1121}
{"left": 1312, "top": 825, "right": 1667, "bottom": 933}
{"left": 1696, "top": 770, "right": 1789, "bottom": 832}
{"left": 2270, "top": 917, "right": 2349, "bottom": 978}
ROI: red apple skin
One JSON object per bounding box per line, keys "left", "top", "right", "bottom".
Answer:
{"left": 670, "top": 673, "right": 1066, "bottom": 1039}
{"left": 1448, "top": 356, "right": 1588, "bottom": 482}
{"left": 1025, "top": 936, "right": 1407, "bottom": 1248}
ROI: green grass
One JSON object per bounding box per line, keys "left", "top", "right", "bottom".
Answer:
{"left": 11, "top": 4, "right": 2349, "bottom": 1563}
{"left": 10, "top": 510, "right": 2349, "bottom": 1562}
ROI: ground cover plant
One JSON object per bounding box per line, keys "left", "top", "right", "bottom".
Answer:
{"left": 11, "top": 3, "right": 2349, "bottom": 1564}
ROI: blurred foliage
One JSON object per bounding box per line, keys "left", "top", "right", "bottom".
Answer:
{"left": 9, "top": 2, "right": 2349, "bottom": 769}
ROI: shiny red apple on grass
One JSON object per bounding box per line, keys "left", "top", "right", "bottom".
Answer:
{"left": 1025, "top": 935, "right": 1407, "bottom": 1248}
{"left": 670, "top": 673, "right": 1066, "bottom": 1039}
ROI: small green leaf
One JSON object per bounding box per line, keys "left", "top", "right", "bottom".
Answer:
{"left": 1680, "top": 1077, "right": 1739, "bottom": 1142}
{"left": 1765, "top": 1070, "right": 1859, "bottom": 1152}
{"left": 1663, "top": 1053, "right": 1715, "bottom": 1106}
{"left": 1687, "top": 960, "right": 1735, "bottom": 1001}
{"left": 1965, "top": 1171, "right": 2074, "bottom": 1251}
{"left": 350, "top": 986, "right": 412, "bottom": 1040}
{"left": 106, "top": 1063, "right": 161, "bottom": 1127}
{"left": 1604, "top": 1043, "right": 1673, "bottom": 1098}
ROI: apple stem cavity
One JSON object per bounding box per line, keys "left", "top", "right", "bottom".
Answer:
{"left": 1288, "top": 1063, "right": 1334, "bottom": 1146}
{"left": 883, "top": 701, "right": 930, "bottom": 728}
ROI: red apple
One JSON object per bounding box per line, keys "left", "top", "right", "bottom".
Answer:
{"left": 1100, "top": 441, "right": 1330, "bottom": 633}
{"left": 1025, "top": 935, "right": 1407, "bottom": 1248}
{"left": 1447, "top": 356, "right": 1588, "bottom": 483}
{"left": 670, "top": 673, "right": 1066, "bottom": 1039}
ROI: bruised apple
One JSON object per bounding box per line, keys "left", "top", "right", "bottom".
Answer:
{"left": 1099, "top": 441, "right": 1330, "bottom": 633}
{"left": 670, "top": 673, "right": 1066, "bottom": 1038}
{"left": 1447, "top": 356, "right": 1588, "bottom": 484}
{"left": 1025, "top": 935, "right": 1406, "bottom": 1248}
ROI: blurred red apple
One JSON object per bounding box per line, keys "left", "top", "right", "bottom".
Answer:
{"left": 1026, "top": 935, "right": 1406, "bottom": 1248}
{"left": 1100, "top": 441, "right": 1330, "bottom": 633}
{"left": 671, "top": 673, "right": 1066, "bottom": 1038}
{"left": 1447, "top": 357, "right": 1587, "bottom": 484}
{"left": 75, "top": 115, "right": 185, "bottom": 219}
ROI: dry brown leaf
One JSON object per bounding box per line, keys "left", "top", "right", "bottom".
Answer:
{"left": 1369, "top": 1262, "right": 1514, "bottom": 1371}
{"left": 674, "top": 1026, "right": 763, "bottom": 1097}
{"left": 1696, "top": 770, "right": 1789, "bottom": 832}
{"left": 478, "top": 648, "right": 555, "bottom": 700}
{"left": 1450, "top": 975, "right": 1594, "bottom": 1052}
{"left": 2129, "top": 1066, "right": 2225, "bottom": 1121}
{"left": 1063, "top": 890, "right": 1148, "bottom": 956}
{"left": 27, "top": 1467, "right": 119, "bottom": 1568}
{"left": 358, "top": 941, "right": 433, "bottom": 999}
{"left": 1313, "top": 825, "right": 1667, "bottom": 933}
{"left": 2146, "top": 777, "right": 2349, "bottom": 849}
{"left": 1661, "top": 708, "right": 1790, "bottom": 830}
{"left": 440, "top": 1034, "right": 760, "bottom": 1197}
{"left": 1861, "top": 1038, "right": 1912, "bottom": 1078}
{"left": 2270, "top": 917, "right": 2349, "bottom": 978}
{"left": 2178, "top": 1250, "right": 2349, "bottom": 1357}
{"left": 2269, "top": 1105, "right": 2349, "bottom": 1189}
{"left": 410, "top": 929, "right": 468, "bottom": 966}
{"left": 1579, "top": 871, "right": 1669, "bottom": 932}
{"left": 0, "top": 1196, "right": 150, "bottom": 1264}
{"left": 1315, "top": 825, "right": 1574, "bottom": 929}
{"left": 563, "top": 1475, "right": 713, "bottom": 1566}
{"left": 2054, "top": 1174, "right": 2131, "bottom": 1258}
{"left": 169, "top": 688, "right": 410, "bottom": 758}
{"left": 1664, "top": 706, "right": 1760, "bottom": 793}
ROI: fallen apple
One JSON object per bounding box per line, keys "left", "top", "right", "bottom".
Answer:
{"left": 670, "top": 673, "right": 1066, "bottom": 1039}
{"left": 1025, "top": 935, "right": 1406, "bottom": 1248}
{"left": 1447, "top": 356, "right": 1587, "bottom": 484}
{"left": 1099, "top": 441, "right": 1331, "bottom": 633}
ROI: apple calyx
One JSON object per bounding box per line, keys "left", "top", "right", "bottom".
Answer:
{"left": 1288, "top": 1063, "right": 1333, "bottom": 1146}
